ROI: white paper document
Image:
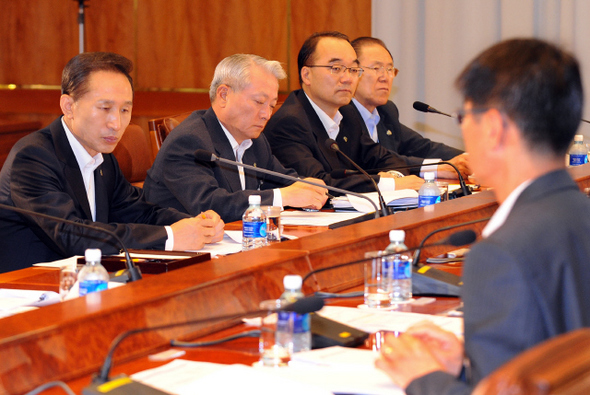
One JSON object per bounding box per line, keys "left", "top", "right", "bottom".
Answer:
{"left": 317, "top": 305, "right": 464, "bottom": 336}
{"left": 331, "top": 190, "right": 418, "bottom": 212}
{"left": 0, "top": 288, "right": 61, "bottom": 318}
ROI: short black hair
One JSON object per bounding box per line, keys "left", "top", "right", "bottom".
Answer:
{"left": 456, "top": 38, "right": 583, "bottom": 156}
{"left": 61, "top": 52, "right": 134, "bottom": 100}
{"left": 351, "top": 36, "right": 393, "bottom": 62}
{"left": 297, "top": 31, "right": 350, "bottom": 85}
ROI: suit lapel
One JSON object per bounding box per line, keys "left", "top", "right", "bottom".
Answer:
{"left": 51, "top": 119, "right": 93, "bottom": 221}
{"left": 204, "top": 109, "right": 244, "bottom": 192}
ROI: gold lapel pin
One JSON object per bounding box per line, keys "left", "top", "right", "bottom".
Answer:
{"left": 343, "top": 136, "right": 348, "bottom": 142}
{"left": 387, "top": 130, "right": 392, "bottom": 136}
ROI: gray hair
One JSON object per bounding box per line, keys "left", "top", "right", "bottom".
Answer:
{"left": 209, "top": 54, "right": 286, "bottom": 102}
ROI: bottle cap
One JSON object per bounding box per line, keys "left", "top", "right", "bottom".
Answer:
{"left": 283, "top": 274, "right": 302, "bottom": 290}
{"left": 389, "top": 229, "right": 405, "bottom": 242}
{"left": 248, "top": 195, "right": 261, "bottom": 205}
{"left": 85, "top": 248, "right": 101, "bottom": 262}
{"left": 424, "top": 172, "right": 435, "bottom": 181}
{"left": 574, "top": 134, "right": 584, "bottom": 142}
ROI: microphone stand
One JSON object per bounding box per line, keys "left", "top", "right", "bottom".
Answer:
{"left": 74, "top": 0, "right": 88, "bottom": 53}
{"left": 325, "top": 139, "right": 391, "bottom": 217}
{"left": 0, "top": 203, "right": 141, "bottom": 282}
{"left": 197, "top": 150, "right": 382, "bottom": 218}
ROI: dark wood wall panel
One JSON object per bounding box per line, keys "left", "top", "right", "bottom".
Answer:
{"left": 0, "top": 0, "right": 371, "bottom": 132}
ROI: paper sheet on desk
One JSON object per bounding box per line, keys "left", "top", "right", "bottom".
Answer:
{"left": 318, "top": 305, "right": 464, "bottom": 336}
{"left": 280, "top": 211, "right": 368, "bottom": 226}
{"left": 189, "top": 230, "right": 243, "bottom": 256}
{"left": 331, "top": 190, "right": 418, "bottom": 212}
{"left": 131, "top": 359, "right": 333, "bottom": 395}
{"left": 0, "top": 288, "right": 61, "bottom": 318}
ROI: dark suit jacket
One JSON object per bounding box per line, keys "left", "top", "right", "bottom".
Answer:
{"left": 144, "top": 108, "right": 298, "bottom": 222}
{"left": 407, "top": 169, "right": 590, "bottom": 395}
{"left": 263, "top": 90, "right": 409, "bottom": 193}
{"left": 341, "top": 100, "right": 463, "bottom": 169}
{"left": 0, "top": 117, "right": 189, "bottom": 272}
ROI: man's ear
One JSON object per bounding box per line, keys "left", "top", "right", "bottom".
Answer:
{"left": 60, "top": 94, "right": 75, "bottom": 119}
{"left": 485, "top": 108, "right": 510, "bottom": 150}
{"left": 216, "top": 85, "right": 230, "bottom": 107}
{"left": 300, "top": 67, "right": 311, "bottom": 87}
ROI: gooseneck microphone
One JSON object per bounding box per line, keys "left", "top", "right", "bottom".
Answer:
{"left": 301, "top": 228, "right": 476, "bottom": 284}
{"left": 331, "top": 160, "right": 472, "bottom": 198}
{"left": 0, "top": 203, "right": 141, "bottom": 282}
{"left": 324, "top": 139, "right": 390, "bottom": 217}
{"left": 413, "top": 101, "right": 454, "bottom": 118}
{"left": 90, "top": 296, "right": 324, "bottom": 387}
{"left": 194, "top": 149, "right": 382, "bottom": 218}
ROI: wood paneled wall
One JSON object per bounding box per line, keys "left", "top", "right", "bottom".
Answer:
{"left": 0, "top": 0, "right": 371, "bottom": 131}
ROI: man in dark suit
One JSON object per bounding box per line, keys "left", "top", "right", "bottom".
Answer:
{"left": 264, "top": 31, "right": 424, "bottom": 194}
{"left": 0, "top": 52, "right": 224, "bottom": 272}
{"left": 375, "top": 39, "right": 590, "bottom": 394}
{"left": 144, "top": 54, "right": 327, "bottom": 223}
{"left": 342, "top": 36, "right": 469, "bottom": 180}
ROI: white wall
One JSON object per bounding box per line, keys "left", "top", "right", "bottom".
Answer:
{"left": 372, "top": 0, "right": 590, "bottom": 150}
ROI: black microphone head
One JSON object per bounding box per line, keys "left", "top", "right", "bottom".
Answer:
{"left": 324, "top": 138, "right": 339, "bottom": 152}
{"left": 447, "top": 229, "right": 477, "bottom": 246}
{"left": 413, "top": 101, "right": 430, "bottom": 113}
{"left": 194, "top": 149, "right": 216, "bottom": 162}
{"left": 330, "top": 169, "right": 349, "bottom": 179}
{"left": 282, "top": 296, "right": 325, "bottom": 315}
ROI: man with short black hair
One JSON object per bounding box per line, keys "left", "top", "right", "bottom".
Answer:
{"left": 264, "top": 31, "right": 424, "bottom": 194}
{"left": 376, "top": 38, "right": 590, "bottom": 394}
{"left": 0, "top": 52, "right": 224, "bottom": 272}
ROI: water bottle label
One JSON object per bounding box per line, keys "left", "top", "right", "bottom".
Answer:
{"left": 277, "top": 312, "right": 309, "bottom": 334}
{"left": 243, "top": 221, "right": 267, "bottom": 238}
{"left": 418, "top": 195, "right": 441, "bottom": 207}
{"left": 569, "top": 154, "right": 588, "bottom": 166}
{"left": 79, "top": 280, "right": 108, "bottom": 296}
{"left": 392, "top": 258, "right": 412, "bottom": 280}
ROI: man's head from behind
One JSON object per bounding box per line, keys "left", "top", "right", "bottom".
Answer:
{"left": 456, "top": 38, "right": 583, "bottom": 158}
{"left": 210, "top": 54, "right": 286, "bottom": 144}
{"left": 351, "top": 37, "right": 398, "bottom": 112}
{"left": 60, "top": 52, "right": 134, "bottom": 156}
{"left": 298, "top": 31, "right": 361, "bottom": 117}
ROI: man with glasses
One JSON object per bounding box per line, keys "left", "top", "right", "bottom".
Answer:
{"left": 264, "top": 31, "right": 424, "bottom": 194}
{"left": 341, "top": 37, "right": 469, "bottom": 180}
{"left": 375, "top": 38, "right": 590, "bottom": 394}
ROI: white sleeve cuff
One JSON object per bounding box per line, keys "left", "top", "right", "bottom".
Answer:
{"left": 420, "top": 158, "right": 441, "bottom": 178}
{"left": 377, "top": 177, "right": 396, "bottom": 192}
{"left": 273, "top": 189, "right": 283, "bottom": 208}
{"left": 164, "top": 225, "right": 174, "bottom": 251}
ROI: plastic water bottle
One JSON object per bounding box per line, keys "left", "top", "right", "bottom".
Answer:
{"left": 277, "top": 275, "right": 311, "bottom": 353}
{"left": 242, "top": 195, "right": 267, "bottom": 251}
{"left": 78, "top": 248, "right": 109, "bottom": 296}
{"left": 383, "top": 230, "right": 412, "bottom": 302}
{"left": 418, "top": 172, "right": 441, "bottom": 207}
{"left": 569, "top": 135, "right": 588, "bottom": 166}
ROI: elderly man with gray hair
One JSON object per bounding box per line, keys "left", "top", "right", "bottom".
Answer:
{"left": 144, "top": 54, "right": 327, "bottom": 222}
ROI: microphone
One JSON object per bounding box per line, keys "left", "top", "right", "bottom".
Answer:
{"left": 87, "top": 296, "right": 324, "bottom": 389}
{"left": 0, "top": 203, "right": 141, "bottom": 282}
{"left": 331, "top": 160, "right": 472, "bottom": 198}
{"left": 324, "top": 139, "right": 390, "bottom": 217}
{"left": 301, "top": 228, "right": 476, "bottom": 284}
{"left": 413, "top": 101, "right": 453, "bottom": 118}
{"left": 583, "top": 119, "right": 590, "bottom": 124}
{"left": 194, "top": 149, "right": 382, "bottom": 218}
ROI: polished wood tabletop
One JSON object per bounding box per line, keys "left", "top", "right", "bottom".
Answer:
{"left": 1, "top": 163, "right": 590, "bottom": 393}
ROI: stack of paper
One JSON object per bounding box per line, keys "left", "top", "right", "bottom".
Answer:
{"left": 331, "top": 190, "right": 418, "bottom": 213}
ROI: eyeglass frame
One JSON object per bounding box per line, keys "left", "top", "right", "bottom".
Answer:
{"left": 305, "top": 64, "right": 364, "bottom": 77}
{"left": 454, "top": 107, "right": 491, "bottom": 124}
{"left": 361, "top": 65, "right": 399, "bottom": 78}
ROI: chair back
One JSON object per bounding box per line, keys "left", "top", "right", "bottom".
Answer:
{"left": 112, "top": 124, "right": 153, "bottom": 187}
{"left": 148, "top": 111, "right": 192, "bottom": 158}
{"left": 473, "top": 328, "right": 590, "bottom": 395}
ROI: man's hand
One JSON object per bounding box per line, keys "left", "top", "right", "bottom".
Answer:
{"left": 170, "top": 210, "right": 225, "bottom": 250}
{"left": 280, "top": 177, "right": 328, "bottom": 210}
{"left": 382, "top": 174, "right": 424, "bottom": 190}
{"left": 437, "top": 153, "right": 471, "bottom": 180}
{"left": 375, "top": 322, "right": 463, "bottom": 389}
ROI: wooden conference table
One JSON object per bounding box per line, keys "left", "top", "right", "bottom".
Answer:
{"left": 1, "top": 164, "right": 590, "bottom": 394}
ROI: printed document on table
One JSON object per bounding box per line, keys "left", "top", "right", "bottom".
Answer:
{"left": 331, "top": 190, "right": 418, "bottom": 212}
{"left": 280, "top": 211, "right": 368, "bottom": 226}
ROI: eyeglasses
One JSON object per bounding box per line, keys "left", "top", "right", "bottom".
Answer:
{"left": 305, "top": 64, "right": 364, "bottom": 77}
{"left": 455, "top": 108, "right": 490, "bottom": 124}
{"left": 362, "top": 66, "right": 399, "bottom": 77}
